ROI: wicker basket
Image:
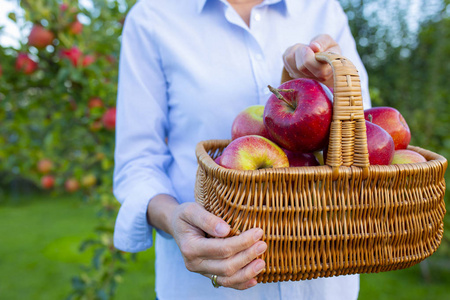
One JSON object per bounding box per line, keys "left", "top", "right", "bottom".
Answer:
{"left": 194, "top": 52, "right": 447, "bottom": 283}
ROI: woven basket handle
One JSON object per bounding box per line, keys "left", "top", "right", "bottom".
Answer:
{"left": 281, "top": 52, "right": 369, "bottom": 180}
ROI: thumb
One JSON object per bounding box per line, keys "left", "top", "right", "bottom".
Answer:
{"left": 182, "top": 203, "right": 230, "bottom": 238}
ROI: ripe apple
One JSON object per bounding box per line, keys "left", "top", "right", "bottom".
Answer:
{"left": 82, "top": 55, "right": 95, "bottom": 67}
{"left": 391, "top": 149, "right": 426, "bottom": 164}
{"left": 60, "top": 47, "right": 82, "bottom": 66}
{"left": 15, "top": 53, "right": 38, "bottom": 74}
{"left": 364, "top": 107, "right": 411, "bottom": 149}
{"left": 102, "top": 107, "right": 116, "bottom": 130}
{"left": 263, "top": 78, "right": 333, "bottom": 153}
{"left": 41, "top": 175, "right": 55, "bottom": 189}
{"left": 219, "top": 135, "right": 289, "bottom": 170}
{"left": 28, "top": 25, "right": 54, "bottom": 48}
{"left": 214, "top": 155, "right": 222, "bottom": 165}
{"left": 65, "top": 178, "right": 80, "bottom": 193}
{"left": 283, "top": 149, "right": 319, "bottom": 167}
{"left": 82, "top": 174, "right": 97, "bottom": 188}
{"left": 37, "top": 158, "right": 53, "bottom": 174}
{"left": 69, "top": 19, "right": 83, "bottom": 35}
{"left": 231, "top": 105, "right": 271, "bottom": 140}
{"left": 88, "top": 97, "right": 104, "bottom": 109}
{"left": 365, "top": 120, "right": 395, "bottom": 165}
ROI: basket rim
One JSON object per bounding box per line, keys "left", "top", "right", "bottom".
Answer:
{"left": 195, "top": 139, "right": 448, "bottom": 178}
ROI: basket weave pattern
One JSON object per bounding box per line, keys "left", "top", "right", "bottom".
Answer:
{"left": 195, "top": 52, "right": 447, "bottom": 283}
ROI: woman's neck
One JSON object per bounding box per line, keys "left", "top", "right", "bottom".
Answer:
{"left": 227, "top": 0, "right": 264, "bottom": 27}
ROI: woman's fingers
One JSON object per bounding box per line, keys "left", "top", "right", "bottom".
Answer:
{"left": 209, "top": 258, "right": 266, "bottom": 290}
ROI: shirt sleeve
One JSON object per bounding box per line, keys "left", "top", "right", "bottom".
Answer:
{"left": 331, "top": 0, "right": 372, "bottom": 109}
{"left": 113, "top": 4, "right": 176, "bottom": 253}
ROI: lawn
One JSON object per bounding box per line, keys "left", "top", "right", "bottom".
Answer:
{"left": 1, "top": 194, "right": 449, "bottom": 299}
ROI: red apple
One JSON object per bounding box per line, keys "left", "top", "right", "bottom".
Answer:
{"left": 365, "top": 120, "right": 395, "bottom": 165}
{"left": 81, "top": 174, "right": 97, "bottom": 188}
{"left": 37, "top": 159, "right": 53, "bottom": 174}
{"left": 263, "top": 78, "right": 333, "bottom": 153}
{"left": 364, "top": 107, "right": 411, "bottom": 150}
{"left": 65, "top": 178, "right": 80, "bottom": 192}
{"left": 28, "top": 25, "right": 54, "bottom": 48}
{"left": 283, "top": 149, "right": 319, "bottom": 167}
{"left": 60, "top": 47, "right": 82, "bottom": 66}
{"left": 41, "top": 175, "right": 55, "bottom": 189}
{"left": 15, "top": 53, "right": 38, "bottom": 74}
{"left": 214, "top": 155, "right": 222, "bottom": 165}
{"left": 219, "top": 135, "right": 289, "bottom": 170}
{"left": 88, "top": 97, "right": 103, "bottom": 109}
{"left": 391, "top": 149, "right": 426, "bottom": 164}
{"left": 82, "top": 55, "right": 95, "bottom": 67}
{"left": 231, "top": 105, "right": 271, "bottom": 140}
{"left": 69, "top": 19, "right": 83, "bottom": 35}
{"left": 102, "top": 107, "right": 116, "bottom": 130}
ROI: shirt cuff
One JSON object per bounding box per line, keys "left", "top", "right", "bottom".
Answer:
{"left": 113, "top": 184, "right": 176, "bottom": 253}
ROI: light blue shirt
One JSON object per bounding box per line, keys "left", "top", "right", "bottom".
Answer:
{"left": 113, "top": 0, "right": 370, "bottom": 299}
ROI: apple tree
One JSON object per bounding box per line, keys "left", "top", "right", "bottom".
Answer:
{"left": 0, "top": 0, "right": 137, "bottom": 298}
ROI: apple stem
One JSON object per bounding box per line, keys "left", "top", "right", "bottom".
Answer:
{"left": 267, "top": 85, "right": 296, "bottom": 110}
{"left": 368, "top": 114, "right": 373, "bottom": 123}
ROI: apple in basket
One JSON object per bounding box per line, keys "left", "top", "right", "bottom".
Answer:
{"left": 365, "top": 120, "right": 395, "bottom": 165}
{"left": 283, "top": 149, "right": 319, "bottom": 167}
{"left": 218, "top": 135, "right": 289, "bottom": 170}
{"left": 231, "top": 105, "right": 271, "bottom": 140}
{"left": 364, "top": 106, "right": 411, "bottom": 150}
{"left": 391, "top": 149, "right": 427, "bottom": 164}
{"left": 263, "top": 78, "right": 333, "bottom": 153}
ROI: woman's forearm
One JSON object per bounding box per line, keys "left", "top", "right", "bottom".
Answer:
{"left": 146, "top": 194, "right": 179, "bottom": 237}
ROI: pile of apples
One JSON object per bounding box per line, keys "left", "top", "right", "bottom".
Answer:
{"left": 215, "top": 78, "right": 426, "bottom": 171}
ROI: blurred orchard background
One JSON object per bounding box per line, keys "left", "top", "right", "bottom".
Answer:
{"left": 0, "top": 0, "right": 449, "bottom": 299}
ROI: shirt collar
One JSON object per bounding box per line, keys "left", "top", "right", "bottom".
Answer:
{"left": 196, "top": 0, "right": 292, "bottom": 15}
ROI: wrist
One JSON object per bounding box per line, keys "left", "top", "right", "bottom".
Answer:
{"left": 146, "top": 194, "right": 179, "bottom": 237}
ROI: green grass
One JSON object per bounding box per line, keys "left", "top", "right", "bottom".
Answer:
{"left": 1, "top": 194, "right": 449, "bottom": 300}
{"left": 0, "top": 194, "right": 156, "bottom": 300}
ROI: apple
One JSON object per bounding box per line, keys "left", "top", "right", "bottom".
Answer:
{"left": 219, "top": 135, "right": 289, "bottom": 170}
{"left": 37, "top": 159, "right": 53, "bottom": 174}
{"left": 82, "top": 174, "right": 97, "bottom": 188}
{"left": 88, "top": 97, "right": 104, "bottom": 109}
{"left": 214, "top": 155, "right": 222, "bottom": 165}
{"left": 231, "top": 105, "right": 271, "bottom": 140}
{"left": 15, "top": 53, "right": 38, "bottom": 74}
{"left": 41, "top": 175, "right": 55, "bottom": 189}
{"left": 263, "top": 78, "right": 333, "bottom": 153}
{"left": 392, "top": 149, "right": 426, "bottom": 164}
{"left": 283, "top": 149, "right": 319, "bottom": 167}
{"left": 102, "top": 107, "right": 116, "bottom": 130}
{"left": 365, "top": 120, "right": 395, "bottom": 165}
{"left": 82, "top": 55, "right": 95, "bottom": 67}
{"left": 28, "top": 25, "right": 54, "bottom": 48}
{"left": 364, "top": 107, "right": 411, "bottom": 150}
{"left": 69, "top": 19, "right": 83, "bottom": 35}
{"left": 60, "top": 47, "right": 82, "bottom": 66}
{"left": 65, "top": 178, "right": 80, "bottom": 193}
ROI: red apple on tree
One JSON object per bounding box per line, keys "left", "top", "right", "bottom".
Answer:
{"left": 82, "top": 55, "right": 95, "bottom": 67}
{"left": 37, "top": 158, "right": 53, "bottom": 174}
{"left": 28, "top": 24, "right": 54, "bottom": 48}
{"left": 364, "top": 107, "right": 411, "bottom": 149}
{"left": 219, "top": 135, "right": 289, "bottom": 170}
{"left": 263, "top": 78, "right": 333, "bottom": 153}
{"left": 65, "top": 178, "right": 80, "bottom": 193}
{"left": 69, "top": 19, "right": 83, "bottom": 35}
{"left": 41, "top": 175, "right": 55, "bottom": 189}
{"left": 283, "top": 149, "right": 319, "bottom": 167}
{"left": 60, "top": 47, "right": 82, "bottom": 66}
{"left": 15, "top": 53, "right": 38, "bottom": 74}
{"left": 391, "top": 149, "right": 426, "bottom": 164}
{"left": 231, "top": 105, "right": 271, "bottom": 140}
{"left": 102, "top": 107, "right": 116, "bottom": 130}
{"left": 88, "top": 97, "right": 104, "bottom": 109}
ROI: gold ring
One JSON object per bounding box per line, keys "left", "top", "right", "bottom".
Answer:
{"left": 211, "top": 274, "right": 220, "bottom": 288}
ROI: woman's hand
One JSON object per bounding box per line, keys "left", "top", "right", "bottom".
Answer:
{"left": 170, "top": 202, "right": 267, "bottom": 290}
{"left": 283, "top": 34, "right": 341, "bottom": 86}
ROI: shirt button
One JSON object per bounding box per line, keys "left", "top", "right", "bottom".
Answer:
{"left": 254, "top": 13, "right": 261, "bottom": 21}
